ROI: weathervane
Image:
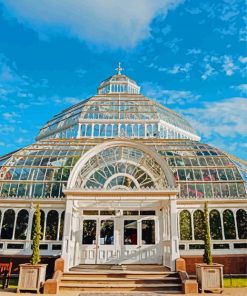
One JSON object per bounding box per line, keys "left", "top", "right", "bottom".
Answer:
{"left": 115, "top": 62, "right": 124, "bottom": 75}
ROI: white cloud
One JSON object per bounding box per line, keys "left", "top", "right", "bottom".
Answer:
{"left": 186, "top": 48, "right": 202, "bottom": 55}
{"left": 141, "top": 82, "right": 200, "bottom": 105}
{"left": 201, "top": 64, "right": 216, "bottom": 80}
{"left": 239, "top": 56, "right": 247, "bottom": 63}
{"left": 181, "top": 97, "right": 247, "bottom": 138}
{"left": 2, "top": 111, "right": 20, "bottom": 123}
{"left": 2, "top": 0, "right": 183, "bottom": 49}
{"left": 232, "top": 84, "right": 247, "bottom": 93}
{"left": 0, "top": 124, "right": 15, "bottom": 135}
{"left": 159, "top": 63, "right": 192, "bottom": 78}
{"left": 222, "top": 55, "right": 238, "bottom": 76}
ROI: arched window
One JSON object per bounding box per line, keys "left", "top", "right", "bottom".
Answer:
{"left": 94, "top": 124, "right": 100, "bottom": 137}
{"left": 86, "top": 124, "right": 92, "bottom": 137}
{"left": 193, "top": 210, "right": 204, "bottom": 240}
{"left": 236, "top": 209, "right": 247, "bottom": 239}
{"left": 81, "top": 124, "right": 86, "bottom": 137}
{"left": 126, "top": 125, "right": 132, "bottom": 137}
{"left": 106, "top": 125, "right": 112, "bottom": 137}
{"left": 179, "top": 210, "right": 192, "bottom": 240}
{"left": 210, "top": 210, "right": 222, "bottom": 240}
{"left": 1, "top": 209, "right": 15, "bottom": 239}
{"left": 45, "top": 210, "right": 59, "bottom": 240}
{"left": 15, "top": 209, "right": 29, "bottom": 240}
{"left": 223, "top": 210, "right": 236, "bottom": 239}
{"left": 100, "top": 124, "right": 106, "bottom": 137}
{"left": 59, "top": 211, "right": 65, "bottom": 240}
{"left": 31, "top": 209, "right": 45, "bottom": 240}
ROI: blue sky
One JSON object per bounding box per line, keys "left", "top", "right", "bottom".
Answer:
{"left": 0, "top": 0, "right": 246, "bottom": 160}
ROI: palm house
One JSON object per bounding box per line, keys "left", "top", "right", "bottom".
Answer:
{"left": 0, "top": 65, "right": 246, "bottom": 274}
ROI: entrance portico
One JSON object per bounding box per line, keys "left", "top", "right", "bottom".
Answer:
{"left": 61, "top": 140, "right": 180, "bottom": 271}
{"left": 61, "top": 189, "right": 179, "bottom": 271}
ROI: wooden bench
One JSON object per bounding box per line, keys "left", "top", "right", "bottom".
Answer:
{"left": 0, "top": 262, "right": 13, "bottom": 289}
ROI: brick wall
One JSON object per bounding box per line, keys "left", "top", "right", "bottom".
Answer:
{"left": 182, "top": 255, "right": 247, "bottom": 275}
{"left": 0, "top": 255, "right": 59, "bottom": 277}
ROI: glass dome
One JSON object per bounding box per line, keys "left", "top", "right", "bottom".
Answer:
{"left": 36, "top": 70, "right": 199, "bottom": 142}
{"left": 0, "top": 138, "right": 246, "bottom": 199}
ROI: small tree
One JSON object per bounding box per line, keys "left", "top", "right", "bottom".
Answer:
{"left": 203, "top": 202, "right": 213, "bottom": 264}
{"left": 31, "top": 204, "right": 41, "bottom": 265}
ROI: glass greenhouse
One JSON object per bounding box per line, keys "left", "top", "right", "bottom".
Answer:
{"left": 0, "top": 67, "right": 246, "bottom": 273}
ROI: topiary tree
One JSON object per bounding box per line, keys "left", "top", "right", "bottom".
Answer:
{"left": 30, "top": 204, "right": 41, "bottom": 265}
{"left": 203, "top": 202, "right": 213, "bottom": 265}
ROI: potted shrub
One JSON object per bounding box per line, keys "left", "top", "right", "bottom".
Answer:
{"left": 196, "top": 202, "right": 224, "bottom": 293}
{"left": 17, "top": 204, "right": 47, "bottom": 293}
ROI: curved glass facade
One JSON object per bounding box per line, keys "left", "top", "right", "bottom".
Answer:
{"left": 0, "top": 139, "right": 246, "bottom": 199}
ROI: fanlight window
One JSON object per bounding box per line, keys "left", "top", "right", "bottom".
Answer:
{"left": 75, "top": 146, "right": 168, "bottom": 190}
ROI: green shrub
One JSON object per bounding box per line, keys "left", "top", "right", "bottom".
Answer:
{"left": 30, "top": 204, "right": 41, "bottom": 265}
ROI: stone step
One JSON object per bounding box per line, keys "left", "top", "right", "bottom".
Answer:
{"left": 59, "top": 282, "right": 183, "bottom": 292}
{"left": 64, "top": 271, "right": 179, "bottom": 278}
{"left": 61, "top": 277, "right": 181, "bottom": 285}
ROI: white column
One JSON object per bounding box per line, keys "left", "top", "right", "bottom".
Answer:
{"left": 62, "top": 199, "right": 74, "bottom": 271}
{"left": 12, "top": 209, "right": 18, "bottom": 240}
{"left": 191, "top": 210, "right": 195, "bottom": 240}
{"left": 169, "top": 196, "right": 179, "bottom": 271}
{"left": 233, "top": 210, "right": 239, "bottom": 239}
{"left": 144, "top": 124, "right": 147, "bottom": 138}
{"left": 76, "top": 123, "right": 81, "bottom": 138}
{"left": 220, "top": 209, "right": 225, "bottom": 240}
{"left": 91, "top": 123, "right": 95, "bottom": 138}
{"left": 43, "top": 211, "right": 47, "bottom": 240}
{"left": 118, "top": 123, "right": 121, "bottom": 137}
{"left": 57, "top": 211, "right": 62, "bottom": 241}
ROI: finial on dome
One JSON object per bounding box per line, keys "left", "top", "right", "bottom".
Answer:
{"left": 115, "top": 62, "right": 124, "bottom": 75}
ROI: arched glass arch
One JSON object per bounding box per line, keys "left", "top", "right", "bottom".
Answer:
{"left": 15, "top": 209, "right": 29, "bottom": 240}
{"left": 210, "top": 210, "right": 222, "bottom": 240}
{"left": 45, "top": 210, "right": 59, "bottom": 240}
{"left": 193, "top": 210, "right": 204, "bottom": 240}
{"left": 179, "top": 210, "right": 192, "bottom": 240}
{"left": 223, "top": 209, "right": 236, "bottom": 239}
{"left": 75, "top": 146, "right": 168, "bottom": 190}
{"left": 236, "top": 209, "right": 247, "bottom": 239}
{"left": 1, "top": 209, "right": 15, "bottom": 239}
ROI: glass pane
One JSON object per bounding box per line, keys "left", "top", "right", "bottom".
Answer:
{"left": 124, "top": 220, "right": 137, "bottom": 245}
{"left": 1, "top": 210, "right": 15, "bottom": 239}
{"left": 83, "top": 210, "right": 98, "bottom": 215}
{"left": 142, "top": 220, "right": 155, "bottom": 244}
{"left": 82, "top": 220, "right": 96, "bottom": 244}
{"left": 45, "top": 210, "right": 59, "bottom": 240}
{"left": 123, "top": 211, "right": 139, "bottom": 215}
{"left": 100, "top": 220, "right": 114, "bottom": 245}
{"left": 223, "top": 210, "right": 236, "bottom": 239}
{"left": 194, "top": 210, "right": 204, "bottom": 240}
{"left": 15, "top": 210, "right": 29, "bottom": 240}
{"left": 140, "top": 211, "right": 155, "bottom": 215}
{"left": 210, "top": 210, "right": 223, "bottom": 240}
{"left": 100, "top": 211, "right": 115, "bottom": 215}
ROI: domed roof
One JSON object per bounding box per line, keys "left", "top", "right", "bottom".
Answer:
{"left": 36, "top": 67, "right": 199, "bottom": 141}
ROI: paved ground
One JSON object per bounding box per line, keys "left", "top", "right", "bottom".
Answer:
{"left": 0, "top": 287, "right": 247, "bottom": 296}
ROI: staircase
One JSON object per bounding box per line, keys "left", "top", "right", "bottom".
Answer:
{"left": 58, "top": 265, "right": 183, "bottom": 293}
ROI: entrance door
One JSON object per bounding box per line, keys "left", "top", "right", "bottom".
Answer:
{"left": 121, "top": 216, "right": 161, "bottom": 264}
{"left": 81, "top": 217, "right": 118, "bottom": 264}
{"left": 80, "top": 211, "right": 161, "bottom": 264}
